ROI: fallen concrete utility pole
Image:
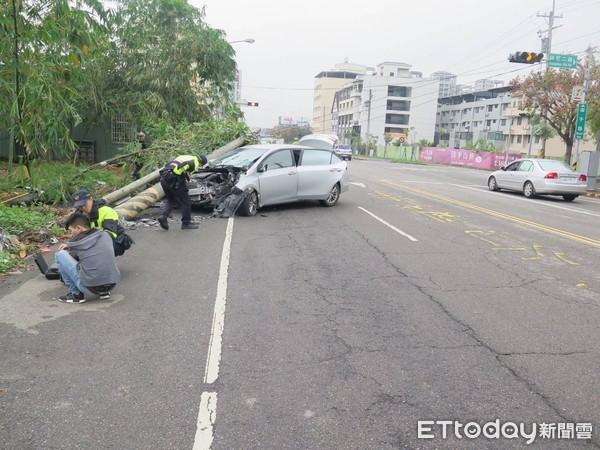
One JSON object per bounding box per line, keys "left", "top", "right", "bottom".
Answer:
{"left": 102, "top": 170, "right": 161, "bottom": 205}
{"left": 106, "top": 136, "right": 245, "bottom": 220}
{"left": 114, "top": 182, "right": 164, "bottom": 220}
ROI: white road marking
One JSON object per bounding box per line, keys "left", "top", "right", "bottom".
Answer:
{"left": 204, "top": 216, "right": 234, "bottom": 384}
{"left": 193, "top": 392, "right": 217, "bottom": 450}
{"left": 358, "top": 207, "right": 418, "bottom": 241}
{"left": 449, "top": 184, "right": 600, "bottom": 218}
{"left": 193, "top": 217, "right": 234, "bottom": 450}
{"left": 349, "top": 182, "right": 366, "bottom": 188}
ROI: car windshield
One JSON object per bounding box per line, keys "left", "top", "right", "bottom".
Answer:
{"left": 209, "top": 147, "right": 267, "bottom": 170}
{"left": 338, "top": 144, "right": 351, "bottom": 150}
{"left": 537, "top": 160, "right": 574, "bottom": 172}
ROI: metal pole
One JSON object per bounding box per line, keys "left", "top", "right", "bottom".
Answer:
{"left": 539, "top": 0, "right": 559, "bottom": 159}
{"left": 573, "top": 46, "right": 592, "bottom": 166}
{"left": 366, "top": 89, "right": 372, "bottom": 155}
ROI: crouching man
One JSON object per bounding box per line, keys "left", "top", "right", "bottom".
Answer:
{"left": 55, "top": 212, "right": 121, "bottom": 304}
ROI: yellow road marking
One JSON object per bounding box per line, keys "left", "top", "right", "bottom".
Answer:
{"left": 554, "top": 252, "right": 580, "bottom": 266}
{"left": 380, "top": 180, "right": 600, "bottom": 248}
{"left": 522, "top": 244, "right": 545, "bottom": 260}
{"left": 464, "top": 230, "right": 501, "bottom": 247}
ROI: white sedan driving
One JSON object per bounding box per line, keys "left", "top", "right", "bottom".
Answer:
{"left": 487, "top": 158, "right": 587, "bottom": 201}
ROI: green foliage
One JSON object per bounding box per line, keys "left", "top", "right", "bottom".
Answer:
{"left": 0, "top": 250, "right": 26, "bottom": 274}
{"left": 0, "top": 0, "right": 242, "bottom": 164}
{"left": 106, "top": 0, "right": 238, "bottom": 126}
{"left": 0, "top": 0, "right": 111, "bottom": 160}
{"left": 465, "top": 138, "right": 501, "bottom": 152}
{"left": 511, "top": 59, "right": 600, "bottom": 163}
{"left": 0, "top": 204, "right": 59, "bottom": 236}
{"left": 117, "top": 119, "right": 254, "bottom": 178}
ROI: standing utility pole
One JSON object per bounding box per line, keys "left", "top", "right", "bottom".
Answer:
{"left": 573, "top": 46, "right": 594, "bottom": 163}
{"left": 365, "top": 89, "right": 373, "bottom": 155}
{"left": 537, "top": 0, "right": 562, "bottom": 158}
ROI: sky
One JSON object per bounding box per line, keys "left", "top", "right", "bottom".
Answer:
{"left": 188, "top": 0, "right": 600, "bottom": 129}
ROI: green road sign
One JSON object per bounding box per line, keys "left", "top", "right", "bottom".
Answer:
{"left": 548, "top": 53, "right": 578, "bottom": 69}
{"left": 575, "top": 102, "right": 587, "bottom": 140}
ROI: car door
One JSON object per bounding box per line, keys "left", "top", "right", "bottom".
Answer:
{"left": 497, "top": 160, "right": 522, "bottom": 190}
{"left": 296, "top": 149, "right": 344, "bottom": 199}
{"left": 257, "top": 149, "right": 298, "bottom": 205}
{"left": 512, "top": 160, "right": 534, "bottom": 190}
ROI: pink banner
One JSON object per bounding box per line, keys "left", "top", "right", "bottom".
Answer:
{"left": 419, "top": 147, "right": 520, "bottom": 169}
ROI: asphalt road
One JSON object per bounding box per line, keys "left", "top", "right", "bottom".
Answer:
{"left": 1, "top": 159, "right": 599, "bottom": 449}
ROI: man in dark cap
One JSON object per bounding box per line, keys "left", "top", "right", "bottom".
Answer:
{"left": 72, "top": 189, "right": 134, "bottom": 256}
{"left": 157, "top": 154, "right": 208, "bottom": 230}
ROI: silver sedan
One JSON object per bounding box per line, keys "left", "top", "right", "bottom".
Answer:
{"left": 487, "top": 158, "right": 587, "bottom": 201}
{"left": 188, "top": 144, "right": 349, "bottom": 216}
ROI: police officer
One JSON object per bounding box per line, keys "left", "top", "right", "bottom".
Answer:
{"left": 131, "top": 131, "right": 148, "bottom": 179}
{"left": 158, "top": 154, "right": 208, "bottom": 230}
{"left": 72, "top": 189, "right": 133, "bottom": 256}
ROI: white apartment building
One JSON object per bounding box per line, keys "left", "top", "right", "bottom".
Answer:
{"left": 431, "top": 71, "right": 457, "bottom": 98}
{"left": 335, "top": 62, "right": 439, "bottom": 146}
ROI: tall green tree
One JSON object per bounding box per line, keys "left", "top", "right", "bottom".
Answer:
{"left": 511, "top": 62, "right": 600, "bottom": 164}
{"left": 110, "top": 0, "right": 237, "bottom": 124}
{"left": 0, "top": 0, "right": 110, "bottom": 165}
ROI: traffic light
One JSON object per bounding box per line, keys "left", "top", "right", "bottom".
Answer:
{"left": 508, "top": 51, "right": 544, "bottom": 64}
{"left": 247, "top": 101, "right": 259, "bottom": 107}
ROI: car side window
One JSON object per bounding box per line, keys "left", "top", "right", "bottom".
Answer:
{"left": 518, "top": 161, "right": 533, "bottom": 172}
{"left": 263, "top": 150, "right": 294, "bottom": 169}
{"left": 505, "top": 161, "right": 521, "bottom": 171}
{"left": 300, "top": 149, "right": 334, "bottom": 166}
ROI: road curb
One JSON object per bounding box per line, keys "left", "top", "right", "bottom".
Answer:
{"left": 585, "top": 191, "right": 600, "bottom": 199}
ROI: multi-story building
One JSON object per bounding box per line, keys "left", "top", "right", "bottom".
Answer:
{"left": 436, "top": 87, "right": 595, "bottom": 158}
{"left": 334, "top": 62, "right": 439, "bottom": 146}
{"left": 431, "top": 71, "right": 457, "bottom": 98}
{"left": 312, "top": 60, "right": 366, "bottom": 133}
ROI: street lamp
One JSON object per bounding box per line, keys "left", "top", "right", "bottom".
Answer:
{"left": 228, "top": 38, "right": 255, "bottom": 44}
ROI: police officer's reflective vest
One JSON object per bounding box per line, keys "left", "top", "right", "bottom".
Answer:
{"left": 88, "top": 200, "right": 123, "bottom": 240}
{"left": 161, "top": 155, "right": 200, "bottom": 176}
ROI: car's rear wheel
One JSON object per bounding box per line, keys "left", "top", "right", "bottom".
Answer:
{"left": 523, "top": 181, "right": 536, "bottom": 198}
{"left": 488, "top": 176, "right": 499, "bottom": 191}
{"left": 238, "top": 190, "right": 258, "bottom": 216}
{"left": 320, "top": 183, "right": 340, "bottom": 207}
{"left": 562, "top": 194, "right": 578, "bottom": 202}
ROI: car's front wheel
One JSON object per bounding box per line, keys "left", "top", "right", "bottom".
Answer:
{"left": 238, "top": 190, "right": 258, "bottom": 216}
{"left": 488, "top": 176, "right": 499, "bottom": 191}
{"left": 523, "top": 181, "right": 536, "bottom": 198}
{"left": 320, "top": 183, "right": 340, "bottom": 207}
{"left": 562, "top": 194, "right": 578, "bottom": 202}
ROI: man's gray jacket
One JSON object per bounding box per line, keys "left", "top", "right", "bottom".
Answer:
{"left": 68, "top": 229, "right": 121, "bottom": 287}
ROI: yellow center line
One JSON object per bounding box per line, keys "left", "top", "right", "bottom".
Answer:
{"left": 379, "top": 179, "right": 600, "bottom": 248}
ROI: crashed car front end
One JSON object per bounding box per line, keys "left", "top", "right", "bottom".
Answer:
{"left": 187, "top": 166, "right": 249, "bottom": 217}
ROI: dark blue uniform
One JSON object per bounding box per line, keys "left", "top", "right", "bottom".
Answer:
{"left": 158, "top": 155, "right": 205, "bottom": 229}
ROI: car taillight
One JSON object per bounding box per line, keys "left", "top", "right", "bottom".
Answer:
{"left": 579, "top": 174, "right": 587, "bottom": 181}
{"left": 544, "top": 172, "right": 558, "bottom": 179}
